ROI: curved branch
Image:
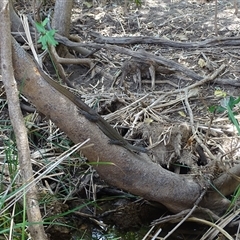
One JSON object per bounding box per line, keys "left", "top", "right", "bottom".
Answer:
{"left": 11, "top": 37, "right": 205, "bottom": 213}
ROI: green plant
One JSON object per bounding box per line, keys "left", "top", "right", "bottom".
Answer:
{"left": 227, "top": 184, "right": 240, "bottom": 212}
{"left": 209, "top": 96, "right": 240, "bottom": 135}
{"left": 133, "top": 0, "right": 142, "bottom": 7}
{"left": 0, "top": 140, "right": 29, "bottom": 239}
{"left": 35, "top": 18, "right": 58, "bottom": 50}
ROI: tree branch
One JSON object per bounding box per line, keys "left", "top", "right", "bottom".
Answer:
{"left": 0, "top": 1, "right": 47, "bottom": 239}
{"left": 11, "top": 37, "right": 203, "bottom": 213}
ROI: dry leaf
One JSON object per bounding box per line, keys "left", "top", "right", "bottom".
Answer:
{"left": 144, "top": 118, "right": 154, "bottom": 124}
{"left": 214, "top": 89, "right": 226, "bottom": 98}
{"left": 198, "top": 58, "right": 206, "bottom": 68}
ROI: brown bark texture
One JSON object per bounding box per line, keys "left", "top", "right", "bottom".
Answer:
{"left": 52, "top": 0, "right": 73, "bottom": 37}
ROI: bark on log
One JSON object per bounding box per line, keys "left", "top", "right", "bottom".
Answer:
{"left": 11, "top": 37, "right": 205, "bottom": 213}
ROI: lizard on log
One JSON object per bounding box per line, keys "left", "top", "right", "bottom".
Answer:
{"left": 34, "top": 61, "right": 148, "bottom": 153}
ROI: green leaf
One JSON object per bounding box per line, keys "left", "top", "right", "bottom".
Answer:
{"left": 133, "top": 0, "right": 142, "bottom": 6}
{"left": 208, "top": 105, "right": 216, "bottom": 113}
{"left": 35, "top": 18, "right": 58, "bottom": 50}
{"left": 233, "top": 96, "right": 240, "bottom": 105}
{"left": 35, "top": 21, "right": 46, "bottom": 34}
{"left": 208, "top": 105, "right": 225, "bottom": 113}
{"left": 216, "top": 106, "right": 225, "bottom": 113}
{"left": 226, "top": 103, "right": 240, "bottom": 135}
{"left": 42, "top": 18, "right": 49, "bottom": 27}
{"left": 38, "top": 35, "right": 48, "bottom": 50}
{"left": 46, "top": 30, "right": 58, "bottom": 47}
{"left": 228, "top": 96, "right": 236, "bottom": 110}
{"left": 48, "top": 29, "right": 57, "bottom": 36}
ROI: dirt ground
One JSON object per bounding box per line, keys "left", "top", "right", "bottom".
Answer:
{"left": 67, "top": 0, "right": 240, "bottom": 166}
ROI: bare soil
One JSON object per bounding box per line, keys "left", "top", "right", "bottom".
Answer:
{"left": 69, "top": 0, "right": 240, "bottom": 166}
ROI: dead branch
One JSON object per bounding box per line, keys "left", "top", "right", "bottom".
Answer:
{"left": 90, "top": 31, "right": 240, "bottom": 48}
{"left": 55, "top": 33, "right": 202, "bottom": 81}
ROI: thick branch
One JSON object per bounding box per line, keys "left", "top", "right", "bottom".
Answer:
{"left": 52, "top": 0, "right": 73, "bottom": 37}
{"left": 11, "top": 37, "right": 203, "bottom": 213}
{"left": 1, "top": 2, "right": 47, "bottom": 239}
